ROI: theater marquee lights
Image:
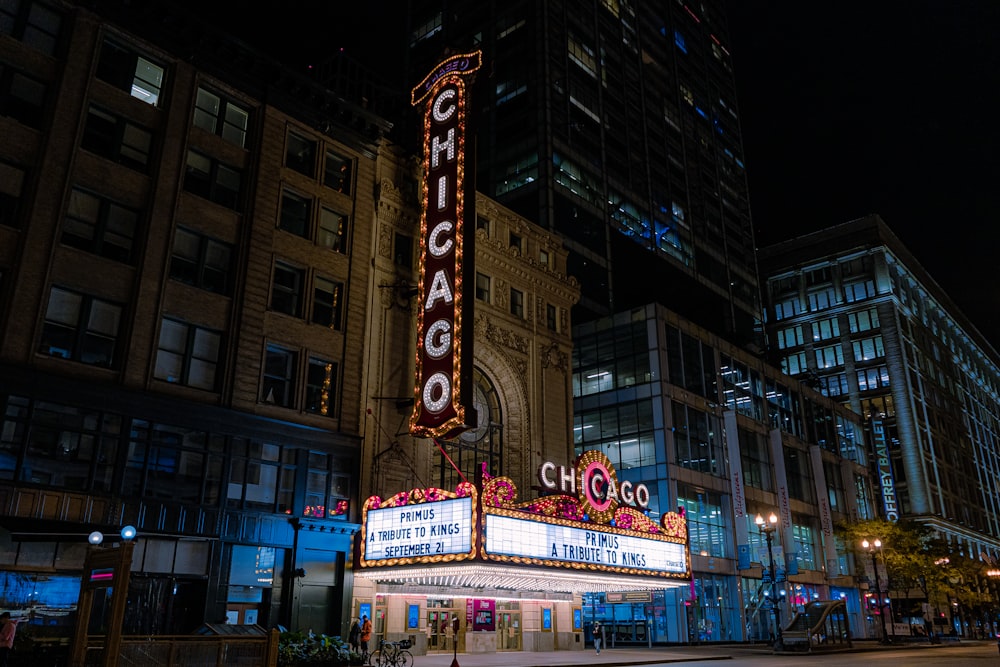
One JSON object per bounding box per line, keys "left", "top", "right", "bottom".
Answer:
{"left": 356, "top": 452, "right": 690, "bottom": 582}
{"left": 409, "top": 51, "right": 483, "bottom": 440}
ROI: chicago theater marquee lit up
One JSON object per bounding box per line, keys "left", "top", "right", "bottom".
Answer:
{"left": 357, "top": 452, "right": 690, "bottom": 585}
{"left": 409, "top": 51, "right": 483, "bottom": 440}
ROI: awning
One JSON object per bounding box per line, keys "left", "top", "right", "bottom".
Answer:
{"left": 355, "top": 562, "right": 690, "bottom": 595}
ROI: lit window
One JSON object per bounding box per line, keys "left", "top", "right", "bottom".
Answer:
{"left": 319, "top": 207, "right": 348, "bottom": 253}
{"left": 312, "top": 276, "right": 343, "bottom": 330}
{"left": 96, "top": 39, "right": 164, "bottom": 106}
{"left": 324, "top": 149, "right": 353, "bottom": 193}
{"left": 305, "top": 357, "right": 338, "bottom": 416}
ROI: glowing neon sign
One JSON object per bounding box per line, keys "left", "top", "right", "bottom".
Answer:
{"left": 409, "top": 50, "right": 483, "bottom": 440}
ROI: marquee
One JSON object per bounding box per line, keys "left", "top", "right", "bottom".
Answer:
{"left": 358, "top": 452, "right": 690, "bottom": 583}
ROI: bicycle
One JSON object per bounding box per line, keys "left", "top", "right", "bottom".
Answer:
{"left": 372, "top": 638, "right": 413, "bottom": 667}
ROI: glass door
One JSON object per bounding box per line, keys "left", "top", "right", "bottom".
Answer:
{"left": 497, "top": 610, "right": 521, "bottom": 650}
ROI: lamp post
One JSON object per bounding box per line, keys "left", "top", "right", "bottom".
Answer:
{"left": 863, "top": 538, "right": 891, "bottom": 644}
{"left": 755, "top": 512, "right": 782, "bottom": 648}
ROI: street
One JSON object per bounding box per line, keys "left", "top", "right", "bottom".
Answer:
{"left": 413, "top": 640, "right": 1000, "bottom": 667}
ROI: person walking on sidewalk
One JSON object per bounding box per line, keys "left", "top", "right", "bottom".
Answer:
{"left": 592, "top": 620, "right": 603, "bottom": 655}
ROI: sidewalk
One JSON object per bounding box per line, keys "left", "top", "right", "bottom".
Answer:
{"left": 412, "top": 645, "right": 736, "bottom": 667}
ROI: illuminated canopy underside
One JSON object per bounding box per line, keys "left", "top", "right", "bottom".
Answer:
{"left": 354, "top": 563, "right": 688, "bottom": 595}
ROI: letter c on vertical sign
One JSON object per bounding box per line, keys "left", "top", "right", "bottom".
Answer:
{"left": 539, "top": 462, "right": 556, "bottom": 489}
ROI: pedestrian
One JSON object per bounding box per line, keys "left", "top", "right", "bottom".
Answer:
{"left": 592, "top": 620, "right": 602, "bottom": 655}
{"left": 0, "top": 612, "right": 16, "bottom": 667}
{"left": 360, "top": 614, "right": 373, "bottom": 662}
{"left": 348, "top": 617, "right": 361, "bottom": 655}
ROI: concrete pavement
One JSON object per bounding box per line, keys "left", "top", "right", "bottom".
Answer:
{"left": 411, "top": 645, "right": 737, "bottom": 667}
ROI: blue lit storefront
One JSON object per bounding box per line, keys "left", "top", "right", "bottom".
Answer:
{"left": 352, "top": 452, "right": 691, "bottom": 655}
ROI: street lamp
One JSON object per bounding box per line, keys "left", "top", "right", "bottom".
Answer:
{"left": 755, "top": 512, "right": 782, "bottom": 648}
{"left": 863, "top": 538, "right": 891, "bottom": 644}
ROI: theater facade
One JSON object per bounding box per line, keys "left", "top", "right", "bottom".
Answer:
{"left": 352, "top": 453, "right": 689, "bottom": 654}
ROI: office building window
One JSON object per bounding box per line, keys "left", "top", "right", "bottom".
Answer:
{"left": 271, "top": 262, "right": 304, "bottom": 317}
{"left": 739, "top": 428, "right": 771, "bottom": 491}
{"left": 1, "top": 1, "right": 62, "bottom": 55}
{"left": 807, "top": 288, "right": 834, "bottom": 311}
{"left": 82, "top": 105, "right": 153, "bottom": 171}
{"left": 303, "top": 452, "right": 351, "bottom": 519}
{"left": 184, "top": 150, "right": 242, "bottom": 210}
{"left": 305, "top": 357, "right": 338, "bottom": 417}
{"left": 169, "top": 228, "right": 232, "bottom": 295}
{"left": 539, "top": 249, "right": 549, "bottom": 267}
{"left": 843, "top": 279, "right": 876, "bottom": 303}
{"left": 791, "top": 519, "right": 817, "bottom": 571}
{"left": 311, "top": 276, "right": 343, "bottom": 330}
{"left": 848, "top": 308, "right": 880, "bottom": 333}
{"left": 857, "top": 366, "right": 890, "bottom": 391}
{"left": 476, "top": 215, "right": 491, "bottom": 236}
{"left": 476, "top": 273, "right": 491, "bottom": 303}
{"left": 154, "top": 318, "right": 221, "bottom": 391}
{"left": 782, "top": 352, "right": 807, "bottom": 375}
{"left": 96, "top": 38, "right": 164, "bottom": 106}
{"left": 324, "top": 149, "right": 352, "bottom": 193}
{"left": 286, "top": 131, "right": 316, "bottom": 177}
{"left": 547, "top": 303, "right": 557, "bottom": 331}
{"left": 0, "top": 161, "right": 25, "bottom": 228}
{"left": 228, "top": 440, "right": 295, "bottom": 513}
{"left": 811, "top": 317, "right": 840, "bottom": 341}
{"left": 773, "top": 298, "right": 799, "bottom": 320}
{"left": 677, "top": 486, "right": 728, "bottom": 558}
{"left": 852, "top": 335, "right": 884, "bottom": 362}
{"left": 279, "top": 190, "right": 311, "bottom": 238}
{"left": 193, "top": 87, "right": 249, "bottom": 148}
{"left": 775, "top": 325, "right": 803, "bottom": 349}
{"left": 0, "top": 65, "right": 47, "bottom": 128}
{"left": 672, "top": 402, "right": 722, "bottom": 475}
{"left": 62, "top": 188, "right": 138, "bottom": 264}
{"left": 262, "top": 344, "right": 297, "bottom": 407}
{"left": 814, "top": 344, "right": 844, "bottom": 369}
{"left": 819, "top": 374, "right": 849, "bottom": 397}
{"left": 39, "top": 287, "right": 121, "bottom": 368}
{"left": 319, "top": 207, "right": 348, "bottom": 253}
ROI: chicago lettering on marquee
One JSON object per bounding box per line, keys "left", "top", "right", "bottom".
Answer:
{"left": 409, "top": 51, "right": 483, "bottom": 440}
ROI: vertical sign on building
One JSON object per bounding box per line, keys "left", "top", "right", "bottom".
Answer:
{"left": 768, "top": 430, "right": 795, "bottom": 575}
{"left": 409, "top": 51, "right": 482, "bottom": 440}
{"left": 871, "top": 419, "right": 899, "bottom": 521}
{"left": 808, "top": 445, "right": 839, "bottom": 575}
{"left": 723, "top": 411, "right": 751, "bottom": 569}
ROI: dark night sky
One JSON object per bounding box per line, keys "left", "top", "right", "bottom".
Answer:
{"left": 724, "top": 1, "right": 1000, "bottom": 348}
{"left": 198, "top": 1, "right": 1000, "bottom": 348}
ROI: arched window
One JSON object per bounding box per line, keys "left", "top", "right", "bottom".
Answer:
{"left": 437, "top": 367, "right": 502, "bottom": 489}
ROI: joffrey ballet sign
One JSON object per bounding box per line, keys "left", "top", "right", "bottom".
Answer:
{"left": 409, "top": 51, "right": 482, "bottom": 440}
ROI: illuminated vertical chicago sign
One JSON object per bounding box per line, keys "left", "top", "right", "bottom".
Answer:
{"left": 409, "top": 51, "right": 482, "bottom": 439}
